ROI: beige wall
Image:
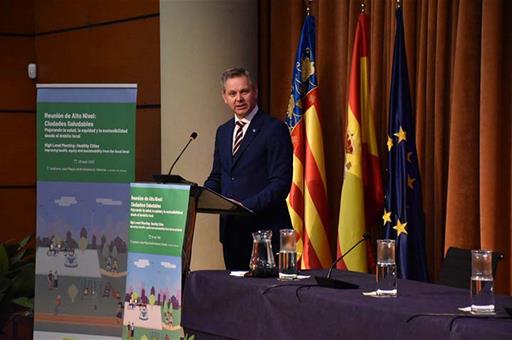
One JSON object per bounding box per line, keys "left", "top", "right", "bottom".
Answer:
{"left": 160, "top": 0, "right": 258, "bottom": 270}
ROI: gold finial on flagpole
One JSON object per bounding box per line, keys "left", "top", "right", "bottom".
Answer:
{"left": 360, "top": 0, "right": 366, "bottom": 14}
{"left": 305, "top": 0, "right": 313, "bottom": 16}
{"left": 396, "top": 0, "right": 401, "bottom": 9}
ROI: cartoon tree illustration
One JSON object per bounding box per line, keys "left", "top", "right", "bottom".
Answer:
{"left": 102, "top": 241, "right": 110, "bottom": 260}
{"left": 162, "top": 302, "right": 169, "bottom": 315}
{"left": 149, "top": 294, "right": 156, "bottom": 305}
{"left": 100, "top": 234, "right": 106, "bottom": 249}
{"left": 80, "top": 227, "right": 88, "bottom": 239}
{"left": 170, "top": 295, "right": 179, "bottom": 309}
{"left": 79, "top": 236, "right": 88, "bottom": 252}
{"left": 131, "top": 291, "right": 139, "bottom": 302}
{"left": 66, "top": 230, "right": 73, "bottom": 245}
{"left": 68, "top": 284, "right": 78, "bottom": 303}
{"left": 112, "top": 244, "right": 118, "bottom": 259}
{"left": 54, "top": 235, "right": 62, "bottom": 247}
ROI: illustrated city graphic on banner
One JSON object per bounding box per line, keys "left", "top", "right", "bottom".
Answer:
{"left": 35, "top": 181, "right": 130, "bottom": 338}
{"left": 122, "top": 183, "right": 190, "bottom": 340}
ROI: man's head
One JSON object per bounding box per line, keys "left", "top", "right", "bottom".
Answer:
{"left": 221, "top": 67, "right": 258, "bottom": 119}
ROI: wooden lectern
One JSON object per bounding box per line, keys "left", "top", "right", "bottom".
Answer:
{"left": 153, "top": 175, "right": 253, "bottom": 278}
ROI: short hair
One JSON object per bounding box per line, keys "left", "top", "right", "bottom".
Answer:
{"left": 221, "top": 67, "right": 254, "bottom": 91}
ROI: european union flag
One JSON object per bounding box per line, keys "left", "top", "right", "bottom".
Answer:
{"left": 383, "top": 7, "right": 429, "bottom": 282}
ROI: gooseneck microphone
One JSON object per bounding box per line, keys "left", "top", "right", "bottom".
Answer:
{"left": 314, "top": 232, "right": 371, "bottom": 289}
{"left": 153, "top": 132, "right": 198, "bottom": 184}
{"left": 326, "top": 232, "right": 371, "bottom": 279}
{"left": 167, "top": 132, "right": 198, "bottom": 175}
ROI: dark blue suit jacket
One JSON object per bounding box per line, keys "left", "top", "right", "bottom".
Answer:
{"left": 205, "top": 110, "right": 293, "bottom": 267}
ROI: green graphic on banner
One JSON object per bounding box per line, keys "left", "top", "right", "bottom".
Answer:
{"left": 37, "top": 102, "right": 135, "bottom": 182}
{"left": 129, "top": 184, "right": 190, "bottom": 256}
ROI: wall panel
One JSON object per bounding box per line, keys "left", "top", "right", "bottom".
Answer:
{"left": 0, "top": 0, "right": 34, "bottom": 34}
{"left": 35, "top": 18, "right": 160, "bottom": 105}
{"left": 0, "top": 1, "right": 37, "bottom": 244}
{"left": 34, "top": 0, "right": 158, "bottom": 33}
{"left": 88, "top": 0, "right": 158, "bottom": 24}
{"left": 0, "top": 188, "right": 36, "bottom": 242}
{"left": 0, "top": 37, "right": 36, "bottom": 109}
{"left": 0, "top": 113, "right": 35, "bottom": 186}
{"left": 34, "top": 0, "right": 89, "bottom": 33}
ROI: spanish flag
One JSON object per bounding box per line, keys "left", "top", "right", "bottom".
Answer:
{"left": 285, "top": 14, "right": 332, "bottom": 269}
{"left": 337, "top": 13, "right": 384, "bottom": 271}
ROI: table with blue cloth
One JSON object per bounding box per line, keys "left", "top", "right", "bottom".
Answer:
{"left": 182, "top": 270, "right": 512, "bottom": 339}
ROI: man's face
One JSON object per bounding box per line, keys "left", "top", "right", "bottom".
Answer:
{"left": 222, "top": 76, "right": 258, "bottom": 119}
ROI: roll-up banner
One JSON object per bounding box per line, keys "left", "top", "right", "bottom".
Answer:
{"left": 123, "top": 183, "right": 189, "bottom": 339}
{"left": 34, "top": 84, "right": 136, "bottom": 340}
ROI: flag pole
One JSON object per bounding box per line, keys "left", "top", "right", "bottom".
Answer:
{"left": 396, "top": 0, "right": 401, "bottom": 8}
{"left": 360, "top": 0, "right": 366, "bottom": 14}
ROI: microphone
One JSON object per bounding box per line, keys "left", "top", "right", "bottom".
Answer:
{"left": 153, "top": 132, "right": 197, "bottom": 184}
{"left": 167, "top": 132, "right": 198, "bottom": 175}
{"left": 314, "top": 232, "right": 371, "bottom": 289}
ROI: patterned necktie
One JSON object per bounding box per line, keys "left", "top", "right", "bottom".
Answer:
{"left": 233, "top": 120, "right": 246, "bottom": 155}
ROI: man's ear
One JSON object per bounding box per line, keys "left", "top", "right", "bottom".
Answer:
{"left": 222, "top": 92, "right": 228, "bottom": 104}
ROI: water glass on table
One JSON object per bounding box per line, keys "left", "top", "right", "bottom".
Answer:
{"left": 470, "top": 249, "right": 495, "bottom": 314}
{"left": 376, "top": 239, "right": 397, "bottom": 297}
{"left": 278, "top": 229, "right": 297, "bottom": 280}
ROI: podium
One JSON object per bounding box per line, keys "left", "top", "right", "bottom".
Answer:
{"left": 153, "top": 175, "right": 253, "bottom": 277}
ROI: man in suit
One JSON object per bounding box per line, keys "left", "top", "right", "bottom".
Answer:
{"left": 204, "top": 67, "right": 293, "bottom": 270}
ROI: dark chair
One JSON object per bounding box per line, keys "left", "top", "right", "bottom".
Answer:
{"left": 438, "top": 246, "right": 504, "bottom": 289}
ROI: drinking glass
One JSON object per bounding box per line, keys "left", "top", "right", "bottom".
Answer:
{"left": 376, "top": 239, "right": 397, "bottom": 297}
{"left": 278, "top": 229, "right": 297, "bottom": 280}
{"left": 470, "top": 249, "right": 495, "bottom": 314}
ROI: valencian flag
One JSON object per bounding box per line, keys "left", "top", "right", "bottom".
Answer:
{"left": 383, "top": 7, "right": 428, "bottom": 281}
{"left": 338, "top": 13, "right": 384, "bottom": 271}
{"left": 285, "top": 14, "right": 332, "bottom": 269}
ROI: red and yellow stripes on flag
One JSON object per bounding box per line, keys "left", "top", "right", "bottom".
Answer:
{"left": 337, "top": 13, "right": 384, "bottom": 271}
{"left": 288, "top": 89, "right": 332, "bottom": 269}
{"left": 286, "top": 15, "right": 332, "bottom": 269}
{"left": 288, "top": 121, "right": 305, "bottom": 264}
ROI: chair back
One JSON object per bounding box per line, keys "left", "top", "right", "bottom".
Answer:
{"left": 438, "top": 247, "right": 504, "bottom": 289}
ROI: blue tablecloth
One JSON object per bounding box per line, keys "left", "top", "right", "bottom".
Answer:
{"left": 182, "top": 270, "right": 512, "bottom": 339}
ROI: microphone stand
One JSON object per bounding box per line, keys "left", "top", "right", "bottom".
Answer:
{"left": 153, "top": 132, "right": 198, "bottom": 184}
{"left": 314, "top": 233, "right": 370, "bottom": 289}
{"left": 168, "top": 136, "right": 195, "bottom": 176}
